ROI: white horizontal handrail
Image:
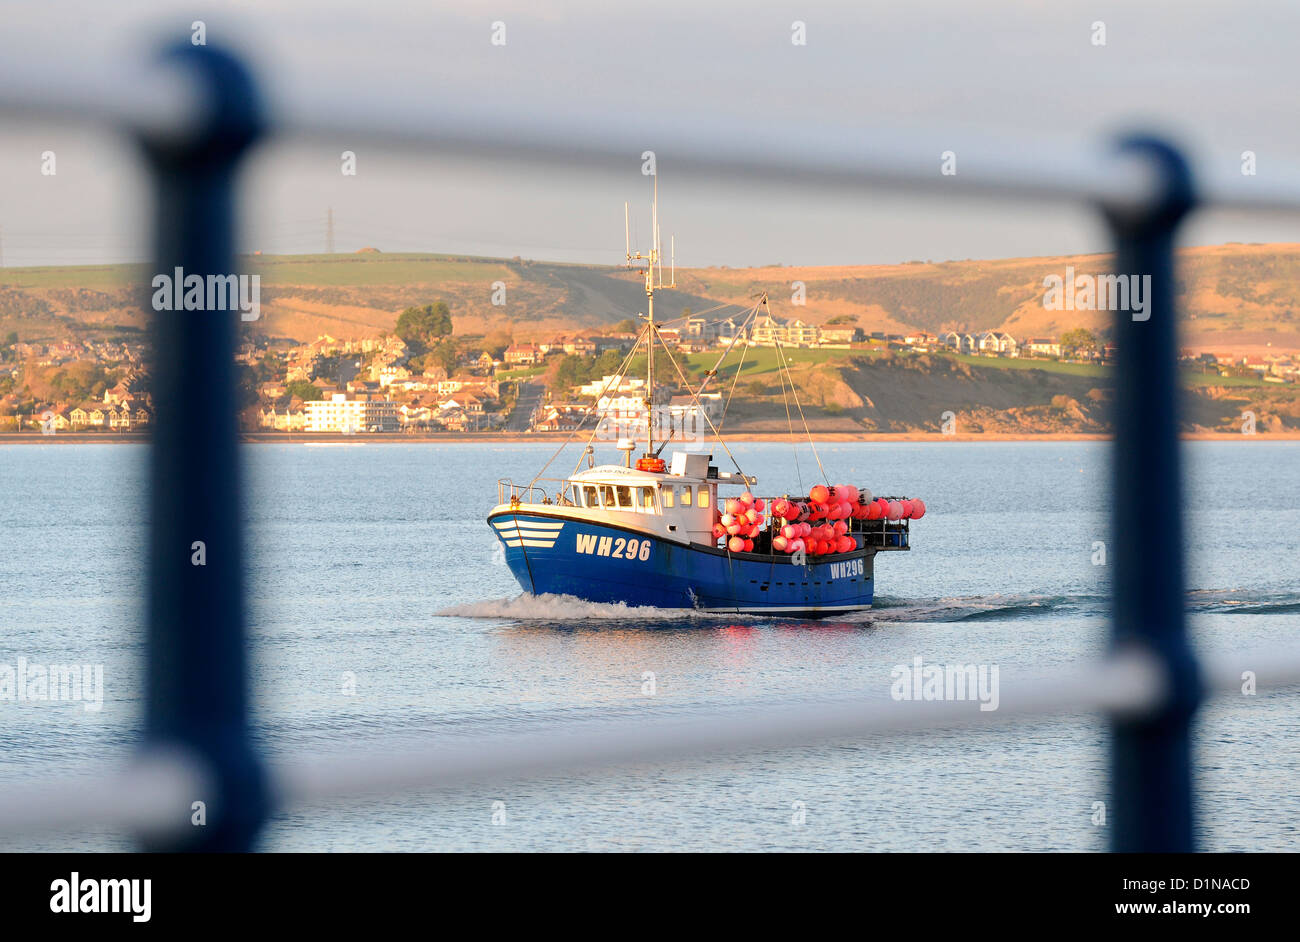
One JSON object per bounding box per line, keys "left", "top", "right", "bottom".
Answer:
{"left": 3, "top": 55, "right": 1300, "bottom": 215}
{"left": 2, "top": 644, "right": 1297, "bottom": 842}
{"left": 0, "top": 748, "right": 210, "bottom": 844}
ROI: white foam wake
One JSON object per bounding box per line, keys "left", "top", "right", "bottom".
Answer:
{"left": 437, "top": 593, "right": 712, "bottom": 621}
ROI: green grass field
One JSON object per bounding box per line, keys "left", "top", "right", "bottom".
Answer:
{"left": 679, "top": 345, "right": 867, "bottom": 379}
{"left": 247, "top": 253, "right": 512, "bottom": 286}
{"left": 934, "top": 350, "right": 1286, "bottom": 389}
{"left": 0, "top": 253, "right": 512, "bottom": 290}
{"left": 0, "top": 263, "right": 146, "bottom": 289}
{"left": 605, "top": 347, "right": 869, "bottom": 388}
{"left": 937, "top": 351, "right": 1109, "bottom": 378}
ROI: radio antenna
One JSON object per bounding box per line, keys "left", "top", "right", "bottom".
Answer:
{"left": 621, "top": 171, "right": 675, "bottom": 457}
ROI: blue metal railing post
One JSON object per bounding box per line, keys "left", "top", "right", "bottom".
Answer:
{"left": 1103, "top": 137, "right": 1202, "bottom": 852}
{"left": 138, "top": 43, "right": 266, "bottom": 851}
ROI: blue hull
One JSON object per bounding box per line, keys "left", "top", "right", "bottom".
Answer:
{"left": 489, "top": 510, "right": 880, "bottom": 615}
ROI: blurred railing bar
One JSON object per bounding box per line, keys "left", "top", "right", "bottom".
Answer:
{"left": 1, "top": 645, "right": 1298, "bottom": 842}
{"left": 1103, "top": 138, "right": 1199, "bottom": 852}
{"left": 3, "top": 57, "right": 1300, "bottom": 215}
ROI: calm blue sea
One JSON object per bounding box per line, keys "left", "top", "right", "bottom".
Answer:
{"left": 1, "top": 441, "right": 1297, "bottom": 851}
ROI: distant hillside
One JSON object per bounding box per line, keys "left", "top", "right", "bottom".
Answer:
{"left": 685, "top": 243, "right": 1300, "bottom": 354}
{"left": 681, "top": 348, "right": 1300, "bottom": 436}
{"left": 718, "top": 352, "right": 1300, "bottom": 435}
{"left": 2, "top": 243, "right": 1299, "bottom": 355}
{"left": 0, "top": 253, "right": 725, "bottom": 345}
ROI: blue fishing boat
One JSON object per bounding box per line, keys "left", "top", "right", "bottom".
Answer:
{"left": 489, "top": 181, "right": 922, "bottom": 616}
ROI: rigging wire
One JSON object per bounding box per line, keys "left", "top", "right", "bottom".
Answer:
{"left": 524, "top": 322, "right": 651, "bottom": 490}
{"left": 523, "top": 289, "right": 826, "bottom": 496}
{"left": 775, "top": 337, "right": 803, "bottom": 494}
{"left": 766, "top": 296, "right": 829, "bottom": 484}
{"left": 693, "top": 299, "right": 762, "bottom": 400}
{"left": 671, "top": 298, "right": 761, "bottom": 457}
{"left": 715, "top": 323, "right": 751, "bottom": 435}
{"left": 650, "top": 323, "right": 747, "bottom": 480}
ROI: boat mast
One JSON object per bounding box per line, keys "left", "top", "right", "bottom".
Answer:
{"left": 647, "top": 173, "right": 656, "bottom": 454}
{"left": 626, "top": 173, "right": 674, "bottom": 459}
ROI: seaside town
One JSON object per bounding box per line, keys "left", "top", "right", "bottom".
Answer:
{"left": 2, "top": 305, "right": 1298, "bottom": 436}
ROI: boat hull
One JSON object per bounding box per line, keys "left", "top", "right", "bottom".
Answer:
{"left": 489, "top": 509, "right": 876, "bottom": 616}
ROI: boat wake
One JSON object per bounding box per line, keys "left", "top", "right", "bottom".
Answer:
{"left": 436, "top": 593, "right": 742, "bottom": 623}
{"left": 1187, "top": 589, "right": 1300, "bottom": 616}
{"left": 868, "top": 594, "right": 1095, "bottom": 623}
{"left": 440, "top": 591, "right": 1091, "bottom": 626}
{"left": 872, "top": 589, "right": 1300, "bottom": 622}
{"left": 439, "top": 589, "right": 1300, "bottom": 627}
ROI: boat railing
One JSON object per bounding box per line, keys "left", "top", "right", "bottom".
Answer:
{"left": 854, "top": 518, "right": 910, "bottom": 550}
{"left": 496, "top": 477, "right": 578, "bottom": 506}
{"left": 736, "top": 517, "right": 908, "bottom": 554}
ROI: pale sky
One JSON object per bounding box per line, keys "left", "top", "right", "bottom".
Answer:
{"left": 2, "top": 0, "right": 1299, "bottom": 268}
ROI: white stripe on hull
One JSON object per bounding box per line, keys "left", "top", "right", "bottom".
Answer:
{"left": 493, "top": 517, "right": 564, "bottom": 548}
{"left": 492, "top": 519, "right": 564, "bottom": 531}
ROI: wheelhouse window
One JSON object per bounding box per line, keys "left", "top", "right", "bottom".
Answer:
{"left": 697, "top": 486, "right": 710, "bottom": 508}
{"left": 639, "top": 486, "right": 656, "bottom": 511}
{"left": 680, "top": 485, "right": 692, "bottom": 506}
{"left": 615, "top": 485, "right": 632, "bottom": 508}
{"left": 582, "top": 485, "right": 598, "bottom": 507}
{"left": 601, "top": 485, "right": 615, "bottom": 507}
{"left": 661, "top": 486, "right": 675, "bottom": 509}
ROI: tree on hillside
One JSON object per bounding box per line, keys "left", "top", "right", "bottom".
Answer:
{"left": 236, "top": 365, "right": 260, "bottom": 410}
{"left": 481, "top": 329, "right": 512, "bottom": 359}
{"left": 548, "top": 348, "right": 633, "bottom": 391}
{"left": 286, "top": 380, "right": 322, "bottom": 402}
{"left": 1059, "top": 328, "right": 1098, "bottom": 358}
{"left": 592, "top": 348, "right": 627, "bottom": 377}
{"left": 424, "top": 341, "right": 460, "bottom": 375}
{"left": 395, "top": 301, "right": 453, "bottom": 350}
{"left": 611, "top": 318, "right": 640, "bottom": 334}
{"left": 42, "top": 361, "right": 115, "bottom": 402}
{"left": 551, "top": 354, "right": 592, "bottom": 390}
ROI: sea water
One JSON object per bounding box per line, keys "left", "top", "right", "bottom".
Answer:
{"left": 0, "top": 441, "right": 1296, "bottom": 851}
